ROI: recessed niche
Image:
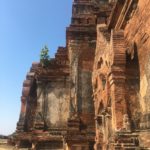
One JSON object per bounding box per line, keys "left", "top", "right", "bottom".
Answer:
{"left": 102, "top": 78, "right": 106, "bottom": 90}
{"left": 97, "top": 57, "right": 103, "bottom": 69}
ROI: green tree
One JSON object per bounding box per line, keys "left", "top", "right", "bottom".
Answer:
{"left": 40, "top": 45, "right": 50, "bottom": 67}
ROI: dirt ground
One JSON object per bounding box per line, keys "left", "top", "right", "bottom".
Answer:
{"left": 0, "top": 144, "right": 15, "bottom": 150}
{"left": 0, "top": 139, "right": 15, "bottom": 150}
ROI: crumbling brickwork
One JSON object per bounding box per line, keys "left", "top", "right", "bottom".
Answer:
{"left": 14, "top": 0, "right": 150, "bottom": 149}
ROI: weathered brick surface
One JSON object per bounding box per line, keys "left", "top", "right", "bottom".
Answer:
{"left": 123, "top": 0, "right": 150, "bottom": 148}
{"left": 125, "top": 0, "right": 150, "bottom": 113}
{"left": 93, "top": 0, "right": 150, "bottom": 149}
{"left": 14, "top": 0, "right": 150, "bottom": 149}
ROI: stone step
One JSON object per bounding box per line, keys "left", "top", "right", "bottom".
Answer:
{"left": 115, "top": 138, "right": 139, "bottom": 145}
{"left": 114, "top": 144, "right": 140, "bottom": 150}
{"left": 38, "top": 149, "right": 63, "bottom": 150}
{"left": 115, "top": 147, "right": 139, "bottom": 150}
{"left": 112, "top": 132, "right": 140, "bottom": 150}
{"left": 114, "top": 143, "right": 137, "bottom": 146}
{"left": 37, "top": 147, "right": 63, "bottom": 150}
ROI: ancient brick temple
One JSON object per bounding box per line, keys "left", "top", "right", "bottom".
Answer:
{"left": 14, "top": 0, "right": 150, "bottom": 149}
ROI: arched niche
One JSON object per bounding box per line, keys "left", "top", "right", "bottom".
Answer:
{"left": 99, "top": 74, "right": 106, "bottom": 91}
{"left": 97, "top": 57, "right": 103, "bottom": 69}
{"left": 96, "top": 101, "right": 105, "bottom": 127}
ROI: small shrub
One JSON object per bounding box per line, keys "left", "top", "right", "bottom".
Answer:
{"left": 40, "top": 46, "right": 50, "bottom": 67}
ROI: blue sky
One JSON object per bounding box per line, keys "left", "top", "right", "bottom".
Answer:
{"left": 0, "top": 0, "right": 72, "bottom": 135}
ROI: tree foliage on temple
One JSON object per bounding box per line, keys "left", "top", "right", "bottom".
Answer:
{"left": 40, "top": 45, "right": 50, "bottom": 67}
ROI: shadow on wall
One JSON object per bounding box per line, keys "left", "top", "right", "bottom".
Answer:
{"left": 125, "top": 42, "right": 141, "bottom": 130}
{"left": 24, "top": 79, "right": 37, "bottom": 132}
